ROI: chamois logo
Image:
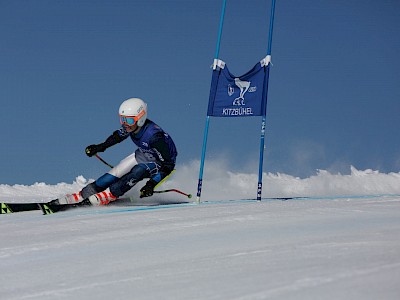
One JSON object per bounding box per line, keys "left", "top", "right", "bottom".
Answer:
{"left": 227, "top": 78, "right": 258, "bottom": 106}
{"left": 233, "top": 78, "right": 250, "bottom": 105}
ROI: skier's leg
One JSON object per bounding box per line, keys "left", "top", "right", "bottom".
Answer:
{"left": 106, "top": 150, "right": 161, "bottom": 198}
{"left": 85, "top": 163, "right": 150, "bottom": 206}
{"left": 109, "top": 163, "right": 150, "bottom": 198}
{"left": 80, "top": 152, "right": 139, "bottom": 199}
{"left": 86, "top": 161, "right": 172, "bottom": 205}
{"left": 56, "top": 153, "right": 139, "bottom": 205}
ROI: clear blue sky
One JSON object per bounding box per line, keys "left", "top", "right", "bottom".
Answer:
{"left": 1, "top": 0, "right": 399, "bottom": 185}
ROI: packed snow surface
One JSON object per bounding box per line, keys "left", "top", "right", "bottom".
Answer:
{"left": 1, "top": 163, "right": 400, "bottom": 299}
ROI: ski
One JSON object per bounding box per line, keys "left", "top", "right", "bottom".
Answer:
{"left": 0, "top": 201, "right": 88, "bottom": 215}
{"left": 2, "top": 197, "right": 143, "bottom": 215}
{"left": 1, "top": 183, "right": 191, "bottom": 215}
{"left": 38, "top": 201, "right": 94, "bottom": 215}
{"left": 1, "top": 202, "right": 40, "bottom": 214}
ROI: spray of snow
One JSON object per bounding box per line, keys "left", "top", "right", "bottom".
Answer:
{"left": 1, "top": 159, "right": 399, "bottom": 203}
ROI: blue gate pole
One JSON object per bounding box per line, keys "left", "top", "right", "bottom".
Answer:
{"left": 196, "top": 0, "right": 227, "bottom": 203}
{"left": 257, "top": 0, "right": 277, "bottom": 201}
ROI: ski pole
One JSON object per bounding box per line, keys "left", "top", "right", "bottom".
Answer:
{"left": 95, "top": 154, "right": 114, "bottom": 168}
{"left": 154, "top": 189, "right": 192, "bottom": 199}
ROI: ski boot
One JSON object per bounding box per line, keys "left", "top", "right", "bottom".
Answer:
{"left": 87, "top": 189, "right": 117, "bottom": 206}
{"left": 49, "top": 193, "right": 83, "bottom": 205}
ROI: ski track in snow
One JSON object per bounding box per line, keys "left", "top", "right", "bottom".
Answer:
{"left": 1, "top": 196, "right": 400, "bottom": 299}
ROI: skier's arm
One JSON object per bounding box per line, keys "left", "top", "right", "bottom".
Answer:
{"left": 102, "top": 130, "right": 125, "bottom": 148}
{"left": 85, "top": 129, "right": 128, "bottom": 157}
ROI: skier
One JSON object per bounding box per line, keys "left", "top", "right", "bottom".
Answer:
{"left": 55, "top": 98, "right": 177, "bottom": 206}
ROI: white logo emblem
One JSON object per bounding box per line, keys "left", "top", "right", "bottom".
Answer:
{"left": 233, "top": 78, "right": 250, "bottom": 105}
{"left": 127, "top": 178, "right": 137, "bottom": 187}
{"left": 228, "top": 78, "right": 257, "bottom": 106}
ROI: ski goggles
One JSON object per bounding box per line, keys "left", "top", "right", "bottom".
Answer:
{"left": 119, "top": 110, "right": 146, "bottom": 126}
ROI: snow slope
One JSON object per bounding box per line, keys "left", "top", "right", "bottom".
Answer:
{"left": 1, "top": 196, "right": 400, "bottom": 299}
{"left": 1, "top": 163, "right": 400, "bottom": 299}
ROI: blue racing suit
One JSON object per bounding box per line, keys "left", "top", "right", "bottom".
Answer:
{"left": 81, "top": 119, "right": 177, "bottom": 198}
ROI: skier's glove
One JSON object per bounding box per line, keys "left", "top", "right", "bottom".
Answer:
{"left": 85, "top": 144, "right": 106, "bottom": 157}
{"left": 140, "top": 179, "right": 157, "bottom": 198}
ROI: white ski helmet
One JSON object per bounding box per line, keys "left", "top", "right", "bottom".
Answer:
{"left": 119, "top": 98, "right": 147, "bottom": 127}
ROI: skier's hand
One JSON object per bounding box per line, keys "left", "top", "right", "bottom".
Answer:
{"left": 85, "top": 144, "right": 105, "bottom": 157}
{"left": 140, "top": 179, "right": 157, "bottom": 198}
